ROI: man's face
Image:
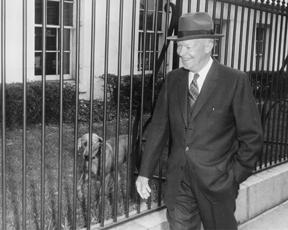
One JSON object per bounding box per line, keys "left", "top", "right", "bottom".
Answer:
{"left": 177, "top": 39, "right": 213, "bottom": 72}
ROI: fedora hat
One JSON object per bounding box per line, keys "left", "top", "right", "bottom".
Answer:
{"left": 167, "top": 12, "right": 224, "bottom": 41}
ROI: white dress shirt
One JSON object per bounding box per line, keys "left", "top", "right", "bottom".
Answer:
{"left": 188, "top": 57, "right": 213, "bottom": 92}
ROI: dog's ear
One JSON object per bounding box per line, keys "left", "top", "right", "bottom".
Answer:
{"left": 77, "top": 137, "right": 83, "bottom": 152}
{"left": 78, "top": 134, "right": 88, "bottom": 152}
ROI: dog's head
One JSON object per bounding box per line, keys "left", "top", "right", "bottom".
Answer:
{"left": 78, "top": 133, "right": 103, "bottom": 161}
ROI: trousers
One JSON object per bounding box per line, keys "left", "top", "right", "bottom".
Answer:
{"left": 166, "top": 159, "right": 238, "bottom": 230}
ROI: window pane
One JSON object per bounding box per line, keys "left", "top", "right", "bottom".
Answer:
{"left": 64, "top": 2, "right": 73, "bottom": 26}
{"left": 35, "top": 53, "right": 42, "bottom": 75}
{"left": 145, "top": 33, "right": 152, "bottom": 51}
{"left": 150, "top": 33, "right": 160, "bottom": 51}
{"left": 146, "top": 12, "right": 154, "bottom": 30}
{"left": 47, "top": 28, "right": 57, "bottom": 50}
{"left": 35, "top": 0, "right": 42, "bottom": 24}
{"left": 64, "top": 53, "right": 70, "bottom": 74}
{"left": 35, "top": 27, "right": 42, "bottom": 51}
{"left": 46, "top": 52, "right": 57, "bottom": 75}
{"left": 157, "top": 13, "right": 162, "bottom": 31}
{"left": 34, "top": 52, "right": 57, "bottom": 75}
{"left": 64, "top": 29, "right": 70, "bottom": 50}
{"left": 35, "top": 28, "right": 58, "bottom": 51}
{"left": 158, "top": 0, "right": 163, "bottom": 11}
{"left": 140, "top": 0, "right": 144, "bottom": 9}
{"left": 139, "top": 11, "right": 144, "bottom": 30}
{"left": 138, "top": 33, "right": 143, "bottom": 51}
{"left": 147, "top": 0, "right": 155, "bottom": 11}
{"left": 47, "top": 1, "right": 59, "bottom": 25}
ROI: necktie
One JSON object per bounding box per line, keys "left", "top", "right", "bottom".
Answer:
{"left": 188, "top": 73, "right": 200, "bottom": 111}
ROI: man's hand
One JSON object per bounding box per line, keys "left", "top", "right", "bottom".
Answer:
{"left": 135, "top": 176, "right": 151, "bottom": 199}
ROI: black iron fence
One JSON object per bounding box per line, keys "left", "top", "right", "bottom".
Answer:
{"left": 0, "top": 0, "right": 288, "bottom": 229}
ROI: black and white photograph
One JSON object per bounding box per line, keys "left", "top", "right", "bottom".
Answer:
{"left": 1, "top": 0, "right": 288, "bottom": 229}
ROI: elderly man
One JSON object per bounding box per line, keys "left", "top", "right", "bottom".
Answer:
{"left": 136, "top": 12, "right": 263, "bottom": 230}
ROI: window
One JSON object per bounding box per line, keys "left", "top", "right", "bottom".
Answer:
{"left": 256, "top": 24, "right": 266, "bottom": 69}
{"left": 138, "top": 0, "right": 164, "bottom": 72}
{"left": 35, "top": 0, "right": 74, "bottom": 76}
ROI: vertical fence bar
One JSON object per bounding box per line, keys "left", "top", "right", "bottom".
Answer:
{"left": 264, "top": 0, "right": 274, "bottom": 166}
{"left": 218, "top": 1, "right": 224, "bottom": 62}
{"left": 270, "top": 0, "right": 279, "bottom": 165}
{"left": 282, "top": 3, "right": 288, "bottom": 161}
{"left": 154, "top": 1, "right": 161, "bottom": 209}
{"left": 243, "top": 0, "right": 252, "bottom": 72}
{"left": 101, "top": 0, "right": 111, "bottom": 226}
{"left": 196, "top": 0, "right": 200, "bottom": 12}
{"left": 137, "top": 0, "right": 148, "bottom": 214}
{"left": 126, "top": 0, "right": 137, "bottom": 218}
{"left": 256, "top": 3, "right": 263, "bottom": 113}
{"left": 205, "top": 0, "right": 209, "bottom": 12}
{"left": 266, "top": 0, "right": 276, "bottom": 166}
{"left": 259, "top": 0, "right": 268, "bottom": 169}
{"left": 57, "top": 0, "right": 65, "bottom": 228}
{"left": 230, "top": 4, "right": 238, "bottom": 68}
{"left": 149, "top": 0, "right": 160, "bottom": 211}
{"left": 152, "top": 0, "right": 159, "bottom": 114}
{"left": 87, "top": 0, "right": 96, "bottom": 228}
{"left": 275, "top": 0, "right": 284, "bottom": 163}
{"left": 40, "top": 0, "right": 47, "bottom": 229}
{"left": 113, "top": 0, "right": 124, "bottom": 222}
{"left": 237, "top": 1, "right": 245, "bottom": 70}
{"left": 212, "top": 0, "right": 216, "bottom": 21}
{"left": 72, "top": 0, "right": 81, "bottom": 229}
{"left": 249, "top": 0, "right": 257, "bottom": 73}
{"left": 187, "top": 0, "right": 191, "bottom": 13}
{"left": 224, "top": 2, "right": 231, "bottom": 66}
{"left": 258, "top": 0, "right": 266, "bottom": 111}
{"left": 1, "top": 0, "right": 6, "bottom": 229}
{"left": 22, "top": 0, "right": 28, "bottom": 229}
{"left": 157, "top": 0, "right": 171, "bottom": 208}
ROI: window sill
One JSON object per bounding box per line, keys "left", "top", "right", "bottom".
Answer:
{"left": 30, "top": 75, "right": 74, "bottom": 81}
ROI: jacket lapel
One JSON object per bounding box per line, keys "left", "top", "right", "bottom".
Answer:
{"left": 190, "top": 61, "right": 219, "bottom": 122}
{"left": 177, "top": 69, "right": 189, "bottom": 127}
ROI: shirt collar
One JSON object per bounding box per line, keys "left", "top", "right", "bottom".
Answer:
{"left": 189, "top": 57, "right": 213, "bottom": 91}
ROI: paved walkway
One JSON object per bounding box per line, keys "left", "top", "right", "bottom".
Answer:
{"left": 110, "top": 200, "right": 288, "bottom": 229}
{"left": 239, "top": 200, "right": 288, "bottom": 230}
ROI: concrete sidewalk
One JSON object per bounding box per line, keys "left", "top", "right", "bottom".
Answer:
{"left": 239, "top": 200, "right": 288, "bottom": 230}
{"left": 107, "top": 201, "right": 288, "bottom": 230}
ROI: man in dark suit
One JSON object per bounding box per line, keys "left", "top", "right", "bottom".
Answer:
{"left": 136, "top": 12, "right": 263, "bottom": 230}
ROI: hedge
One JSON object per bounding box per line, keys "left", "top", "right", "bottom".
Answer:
{"left": 0, "top": 74, "right": 163, "bottom": 128}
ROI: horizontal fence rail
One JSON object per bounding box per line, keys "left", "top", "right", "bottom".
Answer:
{"left": 0, "top": 0, "right": 288, "bottom": 229}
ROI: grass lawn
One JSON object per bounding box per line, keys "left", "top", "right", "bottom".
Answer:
{"left": 0, "top": 120, "right": 164, "bottom": 230}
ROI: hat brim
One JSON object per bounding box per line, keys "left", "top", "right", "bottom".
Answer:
{"left": 167, "top": 33, "right": 224, "bottom": 41}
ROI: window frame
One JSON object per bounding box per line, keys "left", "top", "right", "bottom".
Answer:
{"left": 137, "top": 0, "right": 165, "bottom": 73}
{"left": 34, "top": 0, "right": 75, "bottom": 79}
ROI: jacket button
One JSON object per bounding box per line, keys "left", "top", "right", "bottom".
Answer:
{"left": 185, "top": 146, "right": 189, "bottom": 152}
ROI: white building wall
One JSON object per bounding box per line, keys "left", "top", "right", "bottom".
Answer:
{"left": 2, "top": 0, "right": 288, "bottom": 98}
{"left": 79, "top": 0, "right": 137, "bottom": 99}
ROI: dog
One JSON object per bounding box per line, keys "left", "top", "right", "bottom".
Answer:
{"left": 77, "top": 133, "right": 129, "bottom": 178}
{"left": 77, "top": 133, "right": 131, "bottom": 203}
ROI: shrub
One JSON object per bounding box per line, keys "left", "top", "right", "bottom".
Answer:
{"left": 0, "top": 73, "right": 164, "bottom": 128}
{"left": 0, "top": 81, "right": 77, "bottom": 127}
{"left": 103, "top": 73, "right": 163, "bottom": 116}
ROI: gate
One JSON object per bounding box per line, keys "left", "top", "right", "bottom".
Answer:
{"left": 1, "top": 0, "right": 288, "bottom": 229}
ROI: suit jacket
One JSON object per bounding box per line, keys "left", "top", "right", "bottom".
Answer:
{"left": 139, "top": 60, "right": 263, "bottom": 211}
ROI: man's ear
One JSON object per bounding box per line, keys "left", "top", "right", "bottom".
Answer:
{"left": 205, "top": 39, "right": 214, "bottom": 54}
